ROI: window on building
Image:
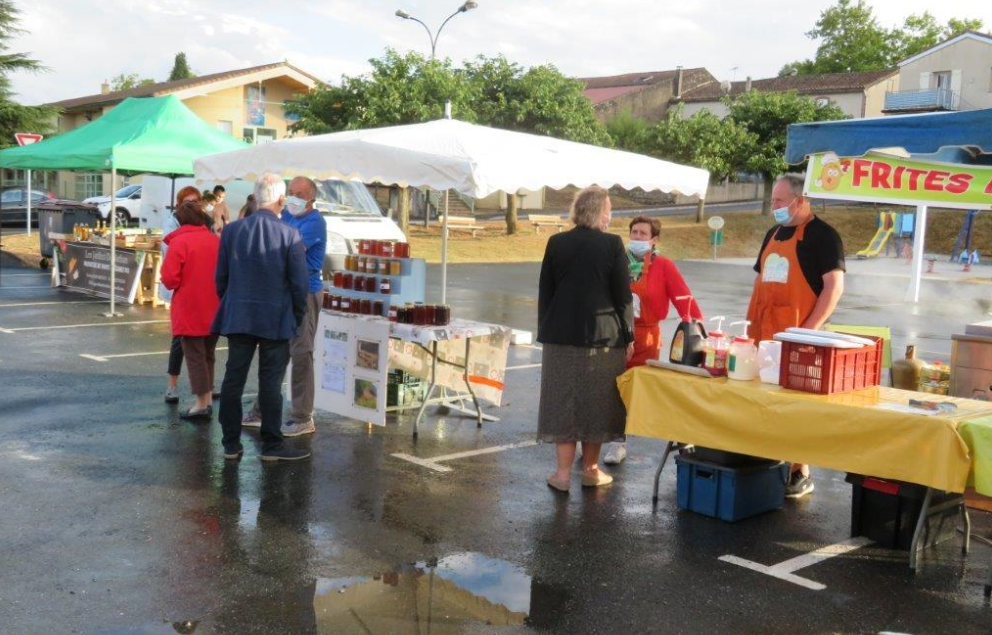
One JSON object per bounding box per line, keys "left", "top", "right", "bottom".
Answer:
{"left": 243, "top": 128, "right": 277, "bottom": 144}
{"left": 815, "top": 97, "right": 830, "bottom": 107}
{"left": 216, "top": 120, "right": 233, "bottom": 136}
{"left": 75, "top": 172, "right": 103, "bottom": 199}
{"left": 933, "top": 71, "right": 952, "bottom": 91}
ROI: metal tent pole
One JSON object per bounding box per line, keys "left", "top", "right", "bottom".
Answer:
{"left": 103, "top": 165, "right": 122, "bottom": 317}
{"left": 905, "top": 204, "right": 927, "bottom": 304}
{"left": 441, "top": 190, "right": 449, "bottom": 304}
{"left": 25, "top": 169, "right": 31, "bottom": 236}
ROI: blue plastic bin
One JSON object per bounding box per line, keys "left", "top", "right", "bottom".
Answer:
{"left": 675, "top": 455, "right": 789, "bottom": 522}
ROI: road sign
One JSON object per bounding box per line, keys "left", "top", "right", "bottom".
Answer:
{"left": 709, "top": 229, "right": 724, "bottom": 246}
{"left": 707, "top": 215, "right": 725, "bottom": 231}
{"left": 14, "top": 132, "right": 43, "bottom": 146}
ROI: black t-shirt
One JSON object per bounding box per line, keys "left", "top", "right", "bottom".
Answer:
{"left": 753, "top": 216, "right": 845, "bottom": 296}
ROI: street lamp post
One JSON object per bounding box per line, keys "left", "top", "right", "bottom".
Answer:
{"left": 395, "top": 1, "right": 478, "bottom": 59}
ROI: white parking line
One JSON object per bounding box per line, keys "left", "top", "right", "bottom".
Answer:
{"left": 1, "top": 273, "right": 49, "bottom": 277}
{"left": 0, "top": 285, "right": 52, "bottom": 290}
{"left": 0, "top": 300, "right": 103, "bottom": 309}
{"left": 506, "top": 363, "right": 541, "bottom": 371}
{"left": 393, "top": 440, "right": 539, "bottom": 473}
{"left": 719, "top": 536, "right": 873, "bottom": 591}
{"left": 79, "top": 347, "right": 229, "bottom": 362}
{"left": 0, "top": 319, "right": 169, "bottom": 333}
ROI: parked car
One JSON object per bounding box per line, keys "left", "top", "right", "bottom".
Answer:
{"left": 315, "top": 179, "right": 406, "bottom": 275}
{"left": 0, "top": 188, "right": 55, "bottom": 226}
{"left": 83, "top": 184, "right": 142, "bottom": 227}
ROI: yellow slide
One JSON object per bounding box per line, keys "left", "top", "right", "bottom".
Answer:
{"left": 857, "top": 211, "right": 896, "bottom": 259}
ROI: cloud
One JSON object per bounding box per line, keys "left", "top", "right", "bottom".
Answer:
{"left": 8, "top": 0, "right": 992, "bottom": 105}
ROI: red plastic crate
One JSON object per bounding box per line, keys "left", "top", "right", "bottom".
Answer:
{"left": 778, "top": 333, "right": 883, "bottom": 394}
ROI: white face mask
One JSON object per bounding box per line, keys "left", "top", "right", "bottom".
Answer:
{"left": 285, "top": 195, "right": 308, "bottom": 216}
{"left": 205, "top": 204, "right": 215, "bottom": 213}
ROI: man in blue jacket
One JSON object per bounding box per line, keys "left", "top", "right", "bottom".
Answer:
{"left": 214, "top": 172, "right": 311, "bottom": 462}
{"left": 280, "top": 176, "right": 327, "bottom": 437}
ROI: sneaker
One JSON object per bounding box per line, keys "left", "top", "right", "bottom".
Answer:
{"left": 164, "top": 386, "right": 180, "bottom": 404}
{"left": 261, "top": 446, "right": 312, "bottom": 462}
{"left": 180, "top": 405, "right": 213, "bottom": 421}
{"left": 223, "top": 444, "right": 244, "bottom": 460}
{"left": 603, "top": 442, "right": 627, "bottom": 465}
{"left": 242, "top": 409, "right": 262, "bottom": 428}
{"left": 785, "top": 472, "right": 815, "bottom": 499}
{"left": 282, "top": 419, "right": 316, "bottom": 437}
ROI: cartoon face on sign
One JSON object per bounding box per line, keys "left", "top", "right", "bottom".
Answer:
{"left": 816, "top": 153, "right": 843, "bottom": 191}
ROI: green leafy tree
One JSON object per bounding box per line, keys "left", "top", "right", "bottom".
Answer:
{"left": 605, "top": 110, "right": 650, "bottom": 153}
{"left": 0, "top": 1, "right": 55, "bottom": 147}
{"left": 110, "top": 72, "right": 155, "bottom": 92}
{"left": 168, "top": 52, "right": 195, "bottom": 81}
{"left": 780, "top": 0, "right": 984, "bottom": 75}
{"left": 726, "top": 91, "right": 847, "bottom": 214}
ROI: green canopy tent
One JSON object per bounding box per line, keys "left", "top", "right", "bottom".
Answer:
{"left": 0, "top": 95, "right": 248, "bottom": 315}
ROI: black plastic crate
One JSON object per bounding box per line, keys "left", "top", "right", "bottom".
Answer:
{"left": 692, "top": 446, "right": 774, "bottom": 468}
{"left": 846, "top": 474, "right": 959, "bottom": 550}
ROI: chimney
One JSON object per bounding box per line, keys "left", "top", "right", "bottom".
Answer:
{"left": 101, "top": 80, "right": 110, "bottom": 95}
{"left": 745, "top": 76, "right": 752, "bottom": 92}
{"left": 674, "top": 65, "right": 684, "bottom": 98}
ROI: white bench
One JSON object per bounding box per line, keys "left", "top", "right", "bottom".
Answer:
{"left": 445, "top": 215, "right": 485, "bottom": 237}
{"left": 529, "top": 213, "right": 568, "bottom": 233}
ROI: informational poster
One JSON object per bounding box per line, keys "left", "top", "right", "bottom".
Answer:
{"left": 246, "top": 85, "right": 266, "bottom": 126}
{"left": 56, "top": 242, "right": 145, "bottom": 304}
{"left": 313, "top": 312, "right": 390, "bottom": 426}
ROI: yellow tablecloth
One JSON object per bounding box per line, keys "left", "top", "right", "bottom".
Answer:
{"left": 617, "top": 366, "right": 992, "bottom": 494}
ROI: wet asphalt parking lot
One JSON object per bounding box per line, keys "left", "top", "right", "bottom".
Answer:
{"left": 1, "top": 255, "right": 992, "bottom": 635}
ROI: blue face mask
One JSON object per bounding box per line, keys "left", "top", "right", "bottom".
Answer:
{"left": 629, "top": 240, "right": 653, "bottom": 258}
{"left": 772, "top": 205, "right": 793, "bottom": 225}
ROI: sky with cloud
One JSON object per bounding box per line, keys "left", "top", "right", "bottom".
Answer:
{"left": 9, "top": 0, "right": 992, "bottom": 105}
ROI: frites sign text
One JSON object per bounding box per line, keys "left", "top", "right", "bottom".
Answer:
{"left": 804, "top": 152, "right": 992, "bottom": 210}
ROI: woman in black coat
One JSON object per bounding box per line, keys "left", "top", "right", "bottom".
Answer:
{"left": 537, "top": 186, "right": 634, "bottom": 492}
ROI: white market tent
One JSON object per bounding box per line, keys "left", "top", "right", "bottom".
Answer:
{"left": 194, "top": 117, "right": 710, "bottom": 301}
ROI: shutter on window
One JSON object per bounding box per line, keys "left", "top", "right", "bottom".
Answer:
{"left": 950, "top": 70, "right": 963, "bottom": 108}
{"left": 919, "top": 72, "right": 932, "bottom": 90}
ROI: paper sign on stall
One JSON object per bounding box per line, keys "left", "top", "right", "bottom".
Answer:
{"left": 313, "top": 312, "right": 390, "bottom": 426}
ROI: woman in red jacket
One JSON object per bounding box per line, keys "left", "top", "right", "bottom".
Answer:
{"left": 604, "top": 216, "right": 703, "bottom": 464}
{"left": 160, "top": 201, "right": 221, "bottom": 421}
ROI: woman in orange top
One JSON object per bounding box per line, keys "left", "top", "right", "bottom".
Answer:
{"left": 604, "top": 216, "right": 702, "bottom": 465}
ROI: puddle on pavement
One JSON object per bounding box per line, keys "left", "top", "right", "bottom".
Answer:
{"left": 88, "top": 621, "right": 200, "bottom": 635}
{"left": 314, "top": 552, "right": 561, "bottom": 632}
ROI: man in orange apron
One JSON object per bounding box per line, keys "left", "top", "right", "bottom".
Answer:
{"left": 746, "top": 173, "right": 846, "bottom": 498}
{"left": 604, "top": 216, "right": 702, "bottom": 465}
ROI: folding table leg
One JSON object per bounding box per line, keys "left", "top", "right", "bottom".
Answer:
{"left": 652, "top": 441, "right": 677, "bottom": 506}
{"left": 412, "top": 342, "right": 439, "bottom": 440}
{"left": 462, "top": 337, "right": 484, "bottom": 427}
{"left": 909, "top": 487, "right": 933, "bottom": 571}
{"left": 960, "top": 502, "right": 971, "bottom": 555}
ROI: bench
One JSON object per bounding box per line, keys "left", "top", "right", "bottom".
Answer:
{"left": 445, "top": 215, "right": 485, "bottom": 237}
{"left": 529, "top": 213, "right": 568, "bottom": 233}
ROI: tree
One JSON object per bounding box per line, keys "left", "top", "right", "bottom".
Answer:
{"left": 168, "top": 52, "right": 195, "bottom": 81}
{"left": 645, "top": 106, "right": 757, "bottom": 221}
{"left": 0, "top": 1, "right": 56, "bottom": 147}
{"left": 780, "top": 0, "right": 984, "bottom": 75}
{"left": 605, "top": 110, "right": 650, "bottom": 153}
{"left": 726, "top": 91, "right": 847, "bottom": 214}
{"left": 110, "top": 72, "right": 155, "bottom": 92}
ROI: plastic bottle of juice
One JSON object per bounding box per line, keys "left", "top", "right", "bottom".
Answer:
{"left": 703, "top": 316, "right": 730, "bottom": 376}
{"left": 727, "top": 320, "right": 758, "bottom": 381}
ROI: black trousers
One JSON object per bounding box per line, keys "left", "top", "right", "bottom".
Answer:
{"left": 167, "top": 335, "right": 184, "bottom": 376}
{"left": 219, "top": 334, "right": 290, "bottom": 453}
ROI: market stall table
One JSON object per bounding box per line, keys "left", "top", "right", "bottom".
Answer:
{"left": 49, "top": 235, "right": 164, "bottom": 306}
{"left": 617, "top": 365, "right": 992, "bottom": 568}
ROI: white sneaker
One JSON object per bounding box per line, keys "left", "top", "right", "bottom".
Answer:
{"left": 603, "top": 442, "right": 627, "bottom": 465}
{"left": 282, "top": 419, "right": 316, "bottom": 437}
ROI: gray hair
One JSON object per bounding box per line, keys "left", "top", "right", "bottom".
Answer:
{"left": 254, "top": 172, "right": 287, "bottom": 207}
{"left": 775, "top": 173, "right": 806, "bottom": 198}
{"left": 570, "top": 186, "right": 610, "bottom": 228}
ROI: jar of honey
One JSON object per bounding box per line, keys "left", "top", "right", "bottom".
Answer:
{"left": 381, "top": 241, "right": 394, "bottom": 257}
{"left": 389, "top": 260, "right": 401, "bottom": 276}
{"left": 340, "top": 297, "right": 352, "bottom": 313}
{"left": 413, "top": 303, "right": 427, "bottom": 325}
{"left": 373, "top": 300, "right": 384, "bottom": 317}
{"left": 331, "top": 295, "right": 341, "bottom": 311}
{"left": 364, "top": 276, "right": 377, "bottom": 293}
{"left": 435, "top": 304, "right": 451, "bottom": 325}
{"left": 342, "top": 273, "right": 353, "bottom": 290}
{"left": 380, "top": 278, "right": 392, "bottom": 294}
{"left": 424, "top": 304, "right": 436, "bottom": 325}
{"left": 378, "top": 259, "right": 389, "bottom": 275}
{"left": 360, "top": 299, "right": 372, "bottom": 315}
{"left": 333, "top": 271, "right": 344, "bottom": 288}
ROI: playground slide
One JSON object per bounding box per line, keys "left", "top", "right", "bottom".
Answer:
{"left": 856, "top": 211, "right": 896, "bottom": 259}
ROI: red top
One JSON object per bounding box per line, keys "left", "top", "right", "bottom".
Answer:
{"left": 161, "top": 225, "right": 220, "bottom": 337}
{"left": 636, "top": 254, "right": 703, "bottom": 327}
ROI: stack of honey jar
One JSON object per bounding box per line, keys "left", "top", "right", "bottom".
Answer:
{"left": 322, "top": 294, "right": 451, "bottom": 325}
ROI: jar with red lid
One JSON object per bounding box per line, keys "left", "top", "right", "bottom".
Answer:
{"left": 340, "top": 297, "right": 352, "bottom": 313}
{"left": 382, "top": 241, "right": 394, "bottom": 257}
{"left": 342, "top": 273, "right": 353, "bottom": 290}
{"left": 387, "top": 305, "right": 398, "bottom": 322}
{"left": 357, "top": 239, "right": 367, "bottom": 255}
{"left": 380, "top": 278, "right": 392, "bottom": 294}
{"left": 395, "top": 242, "right": 409, "bottom": 258}
{"left": 373, "top": 300, "right": 384, "bottom": 317}
{"left": 333, "top": 271, "right": 344, "bottom": 288}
